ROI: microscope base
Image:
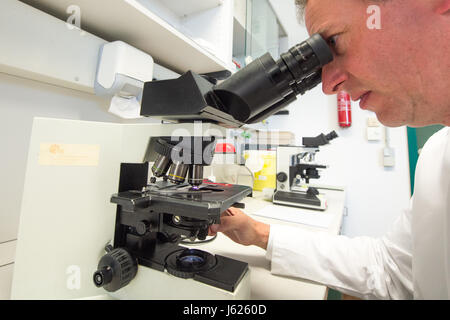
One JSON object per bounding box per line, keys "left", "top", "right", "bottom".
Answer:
{"left": 109, "top": 265, "right": 251, "bottom": 300}
{"left": 273, "top": 190, "right": 327, "bottom": 211}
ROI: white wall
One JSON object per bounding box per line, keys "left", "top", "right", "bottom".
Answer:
{"left": 255, "top": 0, "right": 412, "bottom": 237}
{"left": 0, "top": 72, "right": 160, "bottom": 244}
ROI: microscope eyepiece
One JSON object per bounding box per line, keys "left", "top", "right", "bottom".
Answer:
{"left": 280, "top": 33, "right": 332, "bottom": 82}
{"left": 325, "top": 130, "right": 339, "bottom": 142}
{"left": 212, "top": 33, "right": 333, "bottom": 124}
{"left": 305, "top": 33, "right": 334, "bottom": 66}
{"left": 140, "top": 34, "right": 333, "bottom": 127}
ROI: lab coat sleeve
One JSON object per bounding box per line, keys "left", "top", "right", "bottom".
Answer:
{"left": 265, "top": 203, "right": 414, "bottom": 300}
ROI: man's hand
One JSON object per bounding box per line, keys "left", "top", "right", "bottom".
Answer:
{"left": 208, "top": 207, "right": 270, "bottom": 250}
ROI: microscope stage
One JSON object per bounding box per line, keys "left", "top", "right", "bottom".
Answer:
{"left": 111, "top": 182, "right": 252, "bottom": 220}
{"left": 149, "top": 181, "right": 250, "bottom": 201}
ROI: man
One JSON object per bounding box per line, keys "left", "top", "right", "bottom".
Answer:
{"left": 209, "top": 0, "right": 450, "bottom": 299}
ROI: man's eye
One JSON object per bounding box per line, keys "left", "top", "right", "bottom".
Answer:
{"left": 328, "top": 35, "right": 339, "bottom": 48}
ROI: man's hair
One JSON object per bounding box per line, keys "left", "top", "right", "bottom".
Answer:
{"left": 295, "top": 0, "right": 308, "bottom": 15}
{"left": 294, "top": 0, "right": 308, "bottom": 22}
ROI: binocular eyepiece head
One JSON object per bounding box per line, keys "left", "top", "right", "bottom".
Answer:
{"left": 213, "top": 33, "right": 333, "bottom": 124}
{"left": 140, "top": 34, "right": 333, "bottom": 127}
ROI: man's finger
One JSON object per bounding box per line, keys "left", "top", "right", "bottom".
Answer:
{"left": 211, "top": 216, "right": 235, "bottom": 233}
{"left": 220, "top": 210, "right": 231, "bottom": 218}
{"left": 208, "top": 225, "right": 218, "bottom": 236}
{"left": 228, "top": 207, "right": 244, "bottom": 216}
{"left": 209, "top": 224, "right": 219, "bottom": 234}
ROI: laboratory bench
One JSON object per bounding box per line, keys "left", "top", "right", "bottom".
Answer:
{"left": 4, "top": 189, "right": 345, "bottom": 300}
{"left": 83, "top": 189, "right": 346, "bottom": 300}
{"left": 185, "top": 189, "right": 347, "bottom": 300}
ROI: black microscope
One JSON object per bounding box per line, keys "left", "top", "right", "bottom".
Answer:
{"left": 93, "top": 34, "right": 334, "bottom": 294}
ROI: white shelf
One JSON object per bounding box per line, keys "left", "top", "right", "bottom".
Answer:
{"left": 19, "top": 0, "right": 231, "bottom": 74}
{"left": 146, "top": 0, "right": 223, "bottom": 17}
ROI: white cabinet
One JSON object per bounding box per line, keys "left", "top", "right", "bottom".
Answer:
{"left": 232, "top": 0, "right": 288, "bottom": 69}
{"left": 148, "top": 0, "right": 224, "bottom": 17}
{"left": 134, "top": 0, "right": 234, "bottom": 70}
{"left": 19, "top": 0, "right": 235, "bottom": 73}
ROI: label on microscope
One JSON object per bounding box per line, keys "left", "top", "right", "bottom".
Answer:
{"left": 38, "top": 143, "right": 100, "bottom": 166}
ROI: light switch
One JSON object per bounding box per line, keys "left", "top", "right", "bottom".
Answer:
{"left": 367, "top": 127, "right": 382, "bottom": 141}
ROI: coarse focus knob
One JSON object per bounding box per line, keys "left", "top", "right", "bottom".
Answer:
{"left": 277, "top": 172, "right": 288, "bottom": 183}
{"left": 136, "top": 220, "right": 150, "bottom": 235}
{"left": 93, "top": 247, "right": 137, "bottom": 292}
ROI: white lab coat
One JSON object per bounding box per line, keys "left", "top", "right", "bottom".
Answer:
{"left": 266, "top": 127, "right": 450, "bottom": 299}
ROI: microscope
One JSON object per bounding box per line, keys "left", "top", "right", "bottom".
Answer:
{"left": 93, "top": 135, "right": 253, "bottom": 295}
{"left": 93, "top": 34, "right": 334, "bottom": 298}
{"left": 273, "top": 131, "right": 338, "bottom": 211}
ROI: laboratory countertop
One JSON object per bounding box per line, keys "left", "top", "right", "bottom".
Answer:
{"left": 185, "top": 189, "right": 347, "bottom": 300}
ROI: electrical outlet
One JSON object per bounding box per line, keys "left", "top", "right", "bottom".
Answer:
{"left": 383, "top": 147, "right": 395, "bottom": 167}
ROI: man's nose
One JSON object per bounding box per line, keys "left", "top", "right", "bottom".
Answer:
{"left": 321, "top": 64, "right": 348, "bottom": 95}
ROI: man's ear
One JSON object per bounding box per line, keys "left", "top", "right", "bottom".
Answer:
{"left": 435, "top": 0, "right": 450, "bottom": 15}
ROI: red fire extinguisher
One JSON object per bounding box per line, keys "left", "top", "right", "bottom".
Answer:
{"left": 337, "top": 91, "right": 352, "bottom": 127}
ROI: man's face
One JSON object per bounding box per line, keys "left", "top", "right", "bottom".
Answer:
{"left": 305, "top": 0, "right": 449, "bottom": 127}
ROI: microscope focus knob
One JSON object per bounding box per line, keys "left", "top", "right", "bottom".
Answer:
{"left": 136, "top": 220, "right": 150, "bottom": 235}
{"left": 93, "top": 247, "right": 137, "bottom": 292}
{"left": 277, "top": 172, "right": 288, "bottom": 183}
